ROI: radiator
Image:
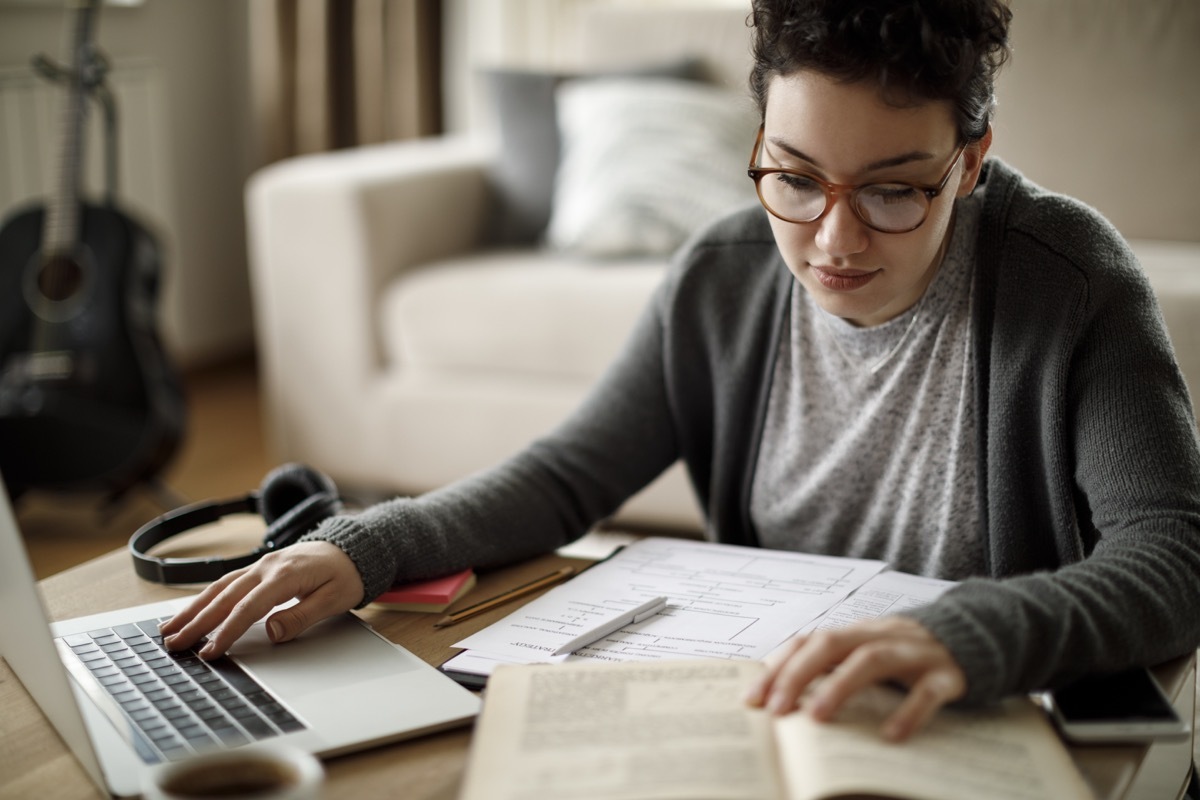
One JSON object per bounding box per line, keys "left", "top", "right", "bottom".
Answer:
{"left": 0, "top": 56, "right": 172, "bottom": 233}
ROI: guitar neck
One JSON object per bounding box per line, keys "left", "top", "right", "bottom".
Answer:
{"left": 42, "top": 0, "right": 101, "bottom": 257}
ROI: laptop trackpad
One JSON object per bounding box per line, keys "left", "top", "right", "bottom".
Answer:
{"left": 227, "top": 613, "right": 422, "bottom": 698}
{"left": 224, "top": 612, "right": 478, "bottom": 751}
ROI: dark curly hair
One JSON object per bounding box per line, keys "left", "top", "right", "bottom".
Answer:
{"left": 749, "top": 0, "right": 1012, "bottom": 142}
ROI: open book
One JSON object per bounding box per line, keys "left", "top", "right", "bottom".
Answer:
{"left": 459, "top": 659, "right": 1093, "bottom": 800}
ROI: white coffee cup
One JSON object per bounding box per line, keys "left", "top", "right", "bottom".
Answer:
{"left": 141, "top": 743, "right": 324, "bottom": 800}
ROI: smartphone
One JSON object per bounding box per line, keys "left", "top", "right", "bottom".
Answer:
{"left": 1045, "top": 667, "right": 1191, "bottom": 744}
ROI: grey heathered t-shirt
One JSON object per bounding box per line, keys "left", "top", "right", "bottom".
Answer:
{"left": 751, "top": 192, "right": 986, "bottom": 580}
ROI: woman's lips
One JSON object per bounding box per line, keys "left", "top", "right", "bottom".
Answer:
{"left": 809, "top": 265, "right": 879, "bottom": 292}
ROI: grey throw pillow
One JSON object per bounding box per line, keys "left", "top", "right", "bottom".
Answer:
{"left": 547, "top": 78, "right": 759, "bottom": 258}
{"left": 483, "top": 57, "right": 709, "bottom": 246}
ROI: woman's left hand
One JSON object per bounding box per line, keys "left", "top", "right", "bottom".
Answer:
{"left": 744, "top": 616, "right": 966, "bottom": 741}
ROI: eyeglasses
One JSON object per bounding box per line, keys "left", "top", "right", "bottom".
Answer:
{"left": 747, "top": 126, "right": 967, "bottom": 234}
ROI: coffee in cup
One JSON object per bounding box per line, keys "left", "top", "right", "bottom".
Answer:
{"left": 142, "top": 744, "right": 323, "bottom": 800}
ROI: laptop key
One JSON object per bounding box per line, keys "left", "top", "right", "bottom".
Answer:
{"left": 238, "top": 717, "right": 277, "bottom": 740}
{"left": 113, "top": 624, "right": 143, "bottom": 640}
{"left": 62, "top": 632, "right": 94, "bottom": 648}
{"left": 121, "top": 693, "right": 152, "bottom": 708}
{"left": 160, "top": 745, "right": 191, "bottom": 762}
{"left": 212, "top": 727, "right": 250, "bottom": 747}
{"left": 211, "top": 688, "right": 239, "bottom": 704}
{"left": 206, "top": 659, "right": 262, "bottom": 694}
{"left": 275, "top": 716, "right": 305, "bottom": 734}
{"left": 146, "top": 724, "right": 177, "bottom": 741}
{"left": 153, "top": 696, "right": 183, "bottom": 712}
{"left": 176, "top": 724, "right": 207, "bottom": 740}
{"left": 136, "top": 618, "right": 164, "bottom": 638}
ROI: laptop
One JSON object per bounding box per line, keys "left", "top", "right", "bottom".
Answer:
{"left": 0, "top": 478, "right": 481, "bottom": 797}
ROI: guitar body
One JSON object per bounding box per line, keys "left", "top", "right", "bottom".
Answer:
{"left": 0, "top": 200, "right": 185, "bottom": 497}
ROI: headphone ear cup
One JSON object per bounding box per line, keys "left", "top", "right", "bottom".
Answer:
{"left": 258, "top": 463, "right": 340, "bottom": 526}
{"left": 257, "top": 463, "right": 343, "bottom": 548}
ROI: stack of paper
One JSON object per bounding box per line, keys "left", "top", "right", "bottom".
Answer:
{"left": 442, "top": 537, "right": 954, "bottom": 682}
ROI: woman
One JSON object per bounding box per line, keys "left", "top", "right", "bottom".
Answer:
{"left": 162, "top": 0, "right": 1200, "bottom": 742}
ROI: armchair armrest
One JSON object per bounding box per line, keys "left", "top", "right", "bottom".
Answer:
{"left": 245, "top": 135, "right": 495, "bottom": 467}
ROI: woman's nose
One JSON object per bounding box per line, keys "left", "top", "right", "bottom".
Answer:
{"left": 813, "top": 195, "right": 870, "bottom": 259}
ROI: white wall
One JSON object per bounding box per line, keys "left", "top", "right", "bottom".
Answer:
{"left": 0, "top": 1, "right": 254, "bottom": 368}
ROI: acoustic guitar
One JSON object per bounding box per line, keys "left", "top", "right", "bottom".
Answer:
{"left": 0, "top": 0, "right": 184, "bottom": 501}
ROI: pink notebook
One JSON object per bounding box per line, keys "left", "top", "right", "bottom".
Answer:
{"left": 370, "top": 569, "right": 476, "bottom": 613}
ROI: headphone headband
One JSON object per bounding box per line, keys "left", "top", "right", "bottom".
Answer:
{"left": 128, "top": 464, "right": 342, "bottom": 585}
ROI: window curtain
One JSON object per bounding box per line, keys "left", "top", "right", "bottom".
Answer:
{"left": 248, "top": 0, "right": 442, "bottom": 165}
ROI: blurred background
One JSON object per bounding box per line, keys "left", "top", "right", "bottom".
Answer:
{"left": 0, "top": 0, "right": 758, "bottom": 577}
{"left": 2, "top": 0, "right": 1197, "bottom": 581}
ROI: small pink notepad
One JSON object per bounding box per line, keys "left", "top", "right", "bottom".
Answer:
{"left": 370, "top": 569, "right": 477, "bottom": 613}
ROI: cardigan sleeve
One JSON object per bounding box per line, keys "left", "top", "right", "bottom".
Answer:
{"left": 906, "top": 176, "right": 1200, "bottom": 705}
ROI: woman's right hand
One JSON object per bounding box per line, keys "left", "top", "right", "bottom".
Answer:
{"left": 157, "top": 540, "right": 365, "bottom": 659}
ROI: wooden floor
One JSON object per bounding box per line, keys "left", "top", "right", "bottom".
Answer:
{"left": 15, "top": 356, "right": 273, "bottom": 579}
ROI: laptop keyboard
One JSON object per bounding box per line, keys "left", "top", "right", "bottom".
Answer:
{"left": 58, "top": 618, "right": 307, "bottom": 762}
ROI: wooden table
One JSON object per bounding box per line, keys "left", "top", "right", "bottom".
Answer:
{"left": 1, "top": 524, "right": 1194, "bottom": 799}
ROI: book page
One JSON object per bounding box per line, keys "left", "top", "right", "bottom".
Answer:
{"left": 459, "top": 659, "right": 783, "bottom": 800}
{"left": 773, "top": 686, "right": 1094, "bottom": 800}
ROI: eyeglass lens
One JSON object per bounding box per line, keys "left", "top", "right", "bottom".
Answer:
{"left": 757, "top": 173, "right": 929, "bottom": 233}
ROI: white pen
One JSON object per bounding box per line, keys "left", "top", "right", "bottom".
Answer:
{"left": 551, "top": 596, "right": 669, "bottom": 656}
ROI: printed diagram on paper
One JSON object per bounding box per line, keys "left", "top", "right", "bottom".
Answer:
{"left": 797, "top": 570, "right": 955, "bottom": 636}
{"left": 452, "top": 537, "right": 887, "bottom": 668}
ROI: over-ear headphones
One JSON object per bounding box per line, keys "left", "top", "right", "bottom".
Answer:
{"left": 129, "top": 463, "right": 344, "bottom": 585}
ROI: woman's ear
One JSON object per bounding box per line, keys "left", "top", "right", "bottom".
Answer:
{"left": 957, "top": 125, "right": 993, "bottom": 197}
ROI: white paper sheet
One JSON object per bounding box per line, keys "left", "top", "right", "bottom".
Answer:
{"left": 796, "top": 569, "right": 956, "bottom": 635}
{"left": 453, "top": 537, "right": 887, "bottom": 666}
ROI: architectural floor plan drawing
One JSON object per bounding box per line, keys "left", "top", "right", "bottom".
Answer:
{"left": 451, "top": 537, "right": 889, "bottom": 668}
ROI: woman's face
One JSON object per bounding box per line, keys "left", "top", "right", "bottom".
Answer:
{"left": 761, "top": 70, "right": 990, "bottom": 327}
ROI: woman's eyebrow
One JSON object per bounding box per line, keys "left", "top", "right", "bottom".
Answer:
{"left": 767, "top": 136, "right": 935, "bottom": 173}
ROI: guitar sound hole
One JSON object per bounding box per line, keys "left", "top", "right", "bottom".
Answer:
{"left": 38, "top": 255, "right": 85, "bottom": 302}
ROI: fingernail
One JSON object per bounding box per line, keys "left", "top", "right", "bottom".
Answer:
{"left": 198, "top": 642, "right": 216, "bottom": 659}
{"left": 163, "top": 635, "right": 178, "bottom": 651}
{"left": 883, "top": 721, "right": 905, "bottom": 741}
{"left": 267, "top": 620, "right": 284, "bottom": 642}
